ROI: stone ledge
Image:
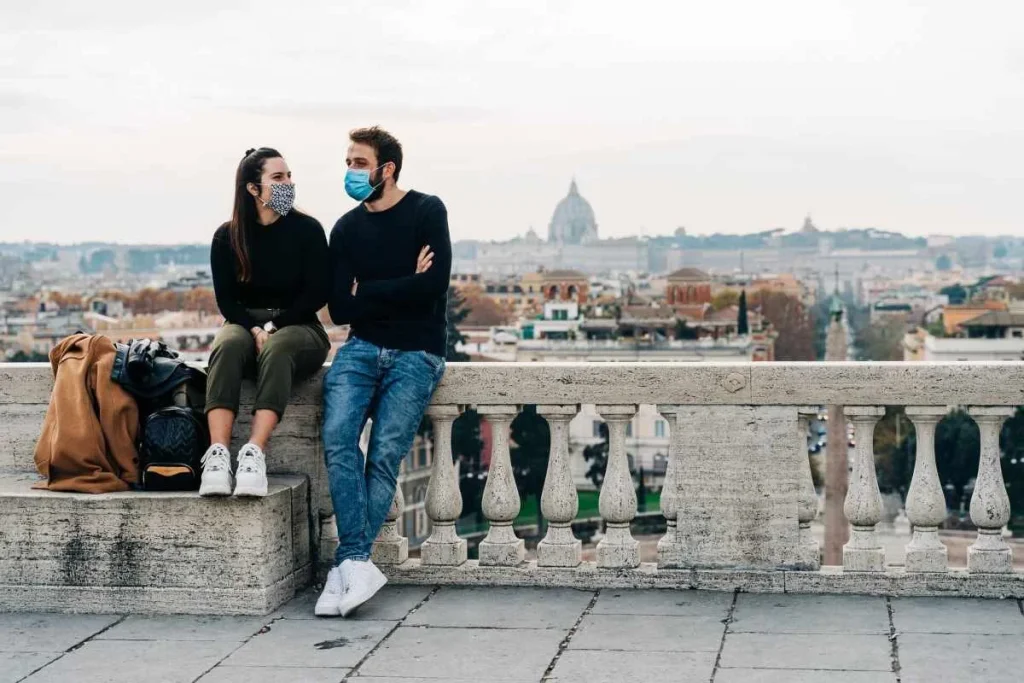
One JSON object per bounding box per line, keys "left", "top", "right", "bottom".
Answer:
{"left": 383, "top": 560, "right": 1024, "bottom": 598}
{"left": 0, "top": 474, "right": 312, "bottom": 614}
{"left": 0, "top": 565, "right": 310, "bottom": 615}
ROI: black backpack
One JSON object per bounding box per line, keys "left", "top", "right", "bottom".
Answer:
{"left": 137, "top": 383, "right": 210, "bottom": 491}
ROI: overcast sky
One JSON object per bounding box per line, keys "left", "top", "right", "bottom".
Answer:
{"left": 2, "top": 1, "right": 1023, "bottom": 244}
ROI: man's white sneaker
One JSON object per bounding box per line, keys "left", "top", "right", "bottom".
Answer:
{"left": 314, "top": 566, "right": 346, "bottom": 617}
{"left": 234, "top": 442, "right": 268, "bottom": 497}
{"left": 337, "top": 559, "right": 388, "bottom": 617}
{"left": 198, "top": 443, "right": 233, "bottom": 496}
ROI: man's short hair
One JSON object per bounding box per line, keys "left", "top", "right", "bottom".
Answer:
{"left": 349, "top": 126, "right": 403, "bottom": 180}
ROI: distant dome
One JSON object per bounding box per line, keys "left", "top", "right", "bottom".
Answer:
{"left": 548, "top": 179, "right": 598, "bottom": 245}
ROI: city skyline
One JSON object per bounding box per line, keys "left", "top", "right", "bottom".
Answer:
{"left": 2, "top": 1, "right": 1024, "bottom": 244}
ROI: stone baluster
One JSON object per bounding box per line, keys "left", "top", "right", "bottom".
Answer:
{"left": 967, "top": 407, "right": 1015, "bottom": 573}
{"left": 421, "top": 405, "right": 466, "bottom": 566}
{"left": 796, "top": 406, "right": 821, "bottom": 570}
{"left": 537, "top": 405, "right": 582, "bottom": 567}
{"left": 477, "top": 405, "right": 525, "bottom": 566}
{"left": 596, "top": 405, "right": 640, "bottom": 569}
{"left": 903, "top": 407, "right": 949, "bottom": 572}
{"left": 371, "top": 486, "right": 408, "bottom": 565}
{"left": 655, "top": 405, "right": 682, "bottom": 568}
{"left": 842, "top": 406, "right": 885, "bottom": 572}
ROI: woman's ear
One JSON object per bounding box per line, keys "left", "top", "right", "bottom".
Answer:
{"left": 246, "top": 182, "right": 260, "bottom": 198}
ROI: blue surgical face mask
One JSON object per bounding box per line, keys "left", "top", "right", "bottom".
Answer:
{"left": 344, "top": 165, "right": 384, "bottom": 202}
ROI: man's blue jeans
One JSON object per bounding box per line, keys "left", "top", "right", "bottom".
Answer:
{"left": 322, "top": 337, "right": 445, "bottom": 565}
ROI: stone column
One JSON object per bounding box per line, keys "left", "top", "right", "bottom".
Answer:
{"left": 967, "top": 407, "right": 1015, "bottom": 574}
{"left": 537, "top": 405, "right": 581, "bottom": 567}
{"left": 371, "top": 486, "right": 408, "bottom": 565}
{"left": 796, "top": 406, "right": 821, "bottom": 570}
{"left": 655, "top": 405, "right": 682, "bottom": 568}
{"left": 842, "top": 406, "right": 885, "bottom": 572}
{"left": 596, "top": 405, "right": 640, "bottom": 569}
{"left": 903, "top": 407, "right": 948, "bottom": 573}
{"left": 477, "top": 405, "right": 525, "bottom": 566}
{"left": 421, "top": 405, "right": 466, "bottom": 566}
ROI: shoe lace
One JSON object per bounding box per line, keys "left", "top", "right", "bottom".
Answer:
{"left": 201, "top": 445, "right": 230, "bottom": 472}
{"left": 237, "top": 444, "right": 266, "bottom": 474}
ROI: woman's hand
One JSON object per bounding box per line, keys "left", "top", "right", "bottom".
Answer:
{"left": 416, "top": 245, "right": 434, "bottom": 274}
{"left": 251, "top": 327, "right": 269, "bottom": 354}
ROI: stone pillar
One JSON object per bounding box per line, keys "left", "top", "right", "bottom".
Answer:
{"left": 824, "top": 315, "right": 850, "bottom": 565}
{"left": 596, "top": 405, "right": 640, "bottom": 569}
{"left": 537, "top": 405, "right": 581, "bottom": 567}
{"left": 421, "top": 405, "right": 467, "bottom": 566}
{"left": 967, "top": 407, "right": 1015, "bottom": 574}
{"left": 655, "top": 405, "right": 682, "bottom": 568}
{"left": 843, "top": 407, "right": 885, "bottom": 572}
{"left": 903, "top": 407, "right": 948, "bottom": 573}
{"left": 372, "top": 486, "right": 408, "bottom": 565}
{"left": 476, "top": 405, "right": 525, "bottom": 566}
{"left": 796, "top": 407, "right": 821, "bottom": 570}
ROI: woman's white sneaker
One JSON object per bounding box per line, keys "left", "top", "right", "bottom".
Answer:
{"left": 198, "top": 443, "right": 233, "bottom": 496}
{"left": 234, "top": 442, "right": 268, "bottom": 497}
{"left": 337, "top": 559, "right": 388, "bottom": 617}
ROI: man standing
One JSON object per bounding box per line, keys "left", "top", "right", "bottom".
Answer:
{"left": 317, "top": 127, "right": 451, "bottom": 617}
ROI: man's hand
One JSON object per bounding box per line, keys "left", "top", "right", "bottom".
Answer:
{"left": 416, "top": 246, "right": 434, "bottom": 274}
{"left": 350, "top": 279, "right": 358, "bottom": 296}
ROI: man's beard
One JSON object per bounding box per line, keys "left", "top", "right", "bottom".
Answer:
{"left": 366, "top": 168, "right": 386, "bottom": 202}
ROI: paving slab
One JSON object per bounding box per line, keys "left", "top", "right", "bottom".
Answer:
{"left": 547, "top": 649, "right": 716, "bottom": 682}
{"left": 22, "top": 639, "right": 240, "bottom": 683}
{"left": 568, "top": 613, "right": 725, "bottom": 652}
{"left": 715, "top": 669, "right": 895, "bottom": 683}
{"left": 731, "top": 594, "right": 889, "bottom": 634}
{"left": 898, "top": 633, "right": 1024, "bottom": 683}
{"left": 276, "top": 586, "right": 433, "bottom": 621}
{"left": 0, "top": 652, "right": 62, "bottom": 683}
{"left": 356, "top": 625, "right": 563, "bottom": 680}
{"left": 720, "top": 633, "right": 892, "bottom": 671}
{"left": 95, "top": 615, "right": 270, "bottom": 641}
{"left": 403, "top": 586, "right": 593, "bottom": 629}
{"left": 590, "top": 588, "right": 733, "bottom": 617}
{"left": 891, "top": 597, "right": 1024, "bottom": 634}
{"left": 0, "top": 613, "right": 121, "bottom": 652}
{"left": 198, "top": 666, "right": 350, "bottom": 683}
{"left": 221, "top": 618, "right": 393, "bottom": 669}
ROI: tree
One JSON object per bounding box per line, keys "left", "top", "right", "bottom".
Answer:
{"left": 445, "top": 286, "right": 470, "bottom": 362}
{"left": 461, "top": 292, "right": 510, "bottom": 327}
{"left": 994, "top": 243, "right": 1008, "bottom": 259}
{"left": 936, "top": 254, "right": 953, "bottom": 271}
{"left": 674, "top": 319, "right": 698, "bottom": 340}
{"left": 935, "top": 410, "right": 980, "bottom": 506}
{"left": 582, "top": 423, "right": 610, "bottom": 489}
{"left": 751, "top": 291, "right": 815, "bottom": 361}
{"left": 873, "top": 407, "right": 914, "bottom": 495}
{"left": 711, "top": 289, "right": 740, "bottom": 311}
{"left": 737, "top": 290, "right": 749, "bottom": 336}
{"left": 7, "top": 350, "right": 48, "bottom": 362}
{"left": 510, "top": 405, "right": 550, "bottom": 526}
{"left": 854, "top": 317, "right": 905, "bottom": 361}
{"left": 940, "top": 284, "right": 968, "bottom": 305}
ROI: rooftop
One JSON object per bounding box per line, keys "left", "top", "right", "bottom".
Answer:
{"left": 5, "top": 587, "right": 1022, "bottom": 681}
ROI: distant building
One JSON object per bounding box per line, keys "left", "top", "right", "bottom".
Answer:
{"left": 548, "top": 180, "right": 598, "bottom": 244}
{"left": 665, "top": 268, "right": 712, "bottom": 306}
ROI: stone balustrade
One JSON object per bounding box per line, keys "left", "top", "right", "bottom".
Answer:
{"left": 3, "top": 361, "right": 1024, "bottom": 606}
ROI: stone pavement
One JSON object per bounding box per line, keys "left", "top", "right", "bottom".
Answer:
{"left": 3, "top": 587, "right": 1024, "bottom": 683}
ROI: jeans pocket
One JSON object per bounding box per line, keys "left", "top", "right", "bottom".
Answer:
{"left": 421, "top": 351, "right": 445, "bottom": 374}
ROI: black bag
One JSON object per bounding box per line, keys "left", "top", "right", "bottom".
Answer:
{"left": 137, "top": 383, "right": 210, "bottom": 492}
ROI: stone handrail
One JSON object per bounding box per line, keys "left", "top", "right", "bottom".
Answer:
{"left": 3, "top": 361, "right": 1023, "bottom": 597}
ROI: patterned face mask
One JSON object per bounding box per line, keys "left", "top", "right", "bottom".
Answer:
{"left": 263, "top": 182, "right": 295, "bottom": 216}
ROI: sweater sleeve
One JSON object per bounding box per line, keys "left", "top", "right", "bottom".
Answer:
{"left": 326, "top": 218, "right": 370, "bottom": 326}
{"left": 357, "top": 197, "right": 452, "bottom": 305}
{"left": 211, "top": 228, "right": 259, "bottom": 331}
{"left": 271, "top": 218, "right": 330, "bottom": 328}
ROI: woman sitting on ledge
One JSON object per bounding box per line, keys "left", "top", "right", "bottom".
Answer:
{"left": 202, "top": 147, "right": 330, "bottom": 497}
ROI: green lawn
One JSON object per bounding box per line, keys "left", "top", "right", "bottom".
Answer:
{"left": 457, "top": 489, "right": 662, "bottom": 535}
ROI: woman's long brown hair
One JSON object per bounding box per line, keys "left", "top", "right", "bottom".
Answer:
{"left": 229, "top": 147, "right": 281, "bottom": 282}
